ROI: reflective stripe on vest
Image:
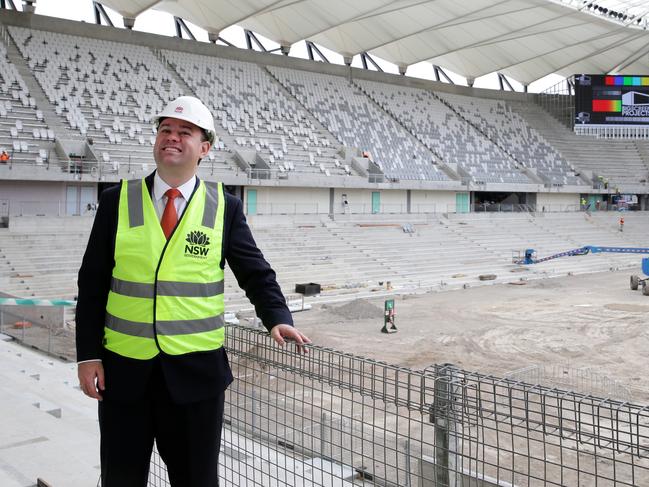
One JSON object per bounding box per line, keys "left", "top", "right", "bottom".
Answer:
{"left": 110, "top": 277, "right": 225, "bottom": 299}
{"left": 104, "top": 178, "right": 226, "bottom": 359}
{"left": 106, "top": 312, "right": 225, "bottom": 337}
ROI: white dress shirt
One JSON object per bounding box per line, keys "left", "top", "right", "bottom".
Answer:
{"left": 153, "top": 172, "right": 196, "bottom": 221}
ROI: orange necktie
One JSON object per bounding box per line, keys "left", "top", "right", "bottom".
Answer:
{"left": 161, "top": 188, "right": 181, "bottom": 239}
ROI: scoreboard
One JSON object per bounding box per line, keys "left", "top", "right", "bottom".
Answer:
{"left": 574, "top": 74, "right": 649, "bottom": 126}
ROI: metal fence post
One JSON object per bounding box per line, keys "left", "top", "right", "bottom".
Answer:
{"left": 432, "top": 363, "right": 459, "bottom": 486}
{"left": 404, "top": 439, "right": 412, "bottom": 487}
{"left": 320, "top": 412, "right": 327, "bottom": 457}
{"left": 252, "top": 388, "right": 257, "bottom": 433}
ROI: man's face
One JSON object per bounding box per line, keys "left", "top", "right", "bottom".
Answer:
{"left": 153, "top": 118, "right": 211, "bottom": 171}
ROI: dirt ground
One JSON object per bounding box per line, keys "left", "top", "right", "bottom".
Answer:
{"left": 280, "top": 269, "right": 649, "bottom": 404}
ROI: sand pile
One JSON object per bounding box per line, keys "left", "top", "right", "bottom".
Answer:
{"left": 323, "top": 299, "right": 384, "bottom": 320}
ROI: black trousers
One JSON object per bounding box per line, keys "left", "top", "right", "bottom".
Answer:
{"left": 98, "top": 366, "right": 225, "bottom": 487}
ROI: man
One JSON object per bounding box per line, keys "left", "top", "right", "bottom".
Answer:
{"left": 76, "top": 95, "right": 310, "bottom": 487}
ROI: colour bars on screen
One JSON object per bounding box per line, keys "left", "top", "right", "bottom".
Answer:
{"left": 592, "top": 99, "right": 621, "bottom": 112}
{"left": 605, "top": 76, "right": 649, "bottom": 86}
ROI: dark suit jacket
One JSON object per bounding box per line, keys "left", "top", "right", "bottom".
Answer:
{"left": 76, "top": 173, "right": 293, "bottom": 404}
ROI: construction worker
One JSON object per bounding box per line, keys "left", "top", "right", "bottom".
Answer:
{"left": 76, "top": 95, "right": 310, "bottom": 487}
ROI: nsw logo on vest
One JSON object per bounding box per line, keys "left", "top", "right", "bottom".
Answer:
{"left": 185, "top": 230, "right": 210, "bottom": 259}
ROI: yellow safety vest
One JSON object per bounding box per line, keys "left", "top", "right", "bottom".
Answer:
{"left": 104, "top": 178, "right": 225, "bottom": 359}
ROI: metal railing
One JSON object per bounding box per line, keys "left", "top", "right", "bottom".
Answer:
{"left": 0, "top": 307, "right": 74, "bottom": 361}
{"left": 471, "top": 203, "right": 537, "bottom": 213}
{"left": 2, "top": 315, "right": 648, "bottom": 485}
{"left": 574, "top": 125, "right": 649, "bottom": 139}
{"left": 146, "top": 326, "right": 649, "bottom": 486}
{"left": 535, "top": 78, "right": 574, "bottom": 129}
{"left": 505, "top": 364, "right": 635, "bottom": 404}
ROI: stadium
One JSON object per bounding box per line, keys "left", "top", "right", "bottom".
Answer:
{"left": 1, "top": 1, "right": 649, "bottom": 486}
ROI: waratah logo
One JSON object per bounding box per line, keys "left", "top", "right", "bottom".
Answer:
{"left": 184, "top": 231, "right": 210, "bottom": 258}
{"left": 186, "top": 231, "right": 210, "bottom": 246}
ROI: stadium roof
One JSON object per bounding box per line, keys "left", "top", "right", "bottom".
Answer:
{"left": 98, "top": 0, "right": 649, "bottom": 85}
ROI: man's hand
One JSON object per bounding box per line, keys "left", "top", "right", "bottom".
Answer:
{"left": 78, "top": 361, "right": 105, "bottom": 400}
{"left": 270, "top": 324, "right": 311, "bottom": 354}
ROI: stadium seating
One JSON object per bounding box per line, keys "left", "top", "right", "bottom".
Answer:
{"left": 512, "top": 101, "right": 649, "bottom": 190}
{"left": 0, "top": 38, "right": 57, "bottom": 168}
{"left": 436, "top": 93, "right": 585, "bottom": 187}
{"left": 160, "top": 50, "right": 346, "bottom": 177}
{"left": 267, "top": 67, "right": 450, "bottom": 181}
{"left": 0, "top": 24, "right": 638, "bottom": 190}
{"left": 355, "top": 80, "right": 531, "bottom": 184}
{"left": 7, "top": 26, "right": 227, "bottom": 170}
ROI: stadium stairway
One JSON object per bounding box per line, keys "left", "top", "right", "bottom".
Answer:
{"left": 235, "top": 222, "right": 398, "bottom": 300}
{"left": 447, "top": 213, "right": 582, "bottom": 278}
{"left": 324, "top": 217, "right": 504, "bottom": 291}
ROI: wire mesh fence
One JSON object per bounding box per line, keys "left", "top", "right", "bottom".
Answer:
{"left": 0, "top": 306, "right": 74, "bottom": 360}
{"left": 505, "top": 363, "right": 635, "bottom": 403}
{"left": 149, "top": 325, "right": 649, "bottom": 486}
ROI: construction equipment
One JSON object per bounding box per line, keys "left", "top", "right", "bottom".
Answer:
{"left": 513, "top": 246, "right": 649, "bottom": 296}
{"left": 513, "top": 246, "right": 649, "bottom": 265}
{"left": 630, "top": 258, "right": 649, "bottom": 295}
{"left": 381, "top": 299, "right": 397, "bottom": 334}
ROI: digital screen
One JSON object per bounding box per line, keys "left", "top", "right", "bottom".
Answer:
{"left": 574, "top": 74, "right": 649, "bottom": 125}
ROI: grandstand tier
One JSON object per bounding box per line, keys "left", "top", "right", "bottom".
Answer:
{"left": 0, "top": 8, "right": 648, "bottom": 306}
{"left": 1, "top": 211, "right": 647, "bottom": 308}
{"left": 0, "top": 9, "right": 647, "bottom": 200}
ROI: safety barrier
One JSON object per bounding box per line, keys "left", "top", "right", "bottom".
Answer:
{"left": 574, "top": 124, "right": 649, "bottom": 139}
{"left": 148, "top": 325, "right": 649, "bottom": 486}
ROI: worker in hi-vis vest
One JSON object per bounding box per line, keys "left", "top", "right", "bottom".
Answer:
{"left": 76, "top": 95, "right": 310, "bottom": 487}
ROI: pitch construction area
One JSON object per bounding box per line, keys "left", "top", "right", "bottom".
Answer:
{"left": 286, "top": 269, "right": 649, "bottom": 404}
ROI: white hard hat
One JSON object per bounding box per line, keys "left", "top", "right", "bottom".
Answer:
{"left": 154, "top": 96, "right": 216, "bottom": 144}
